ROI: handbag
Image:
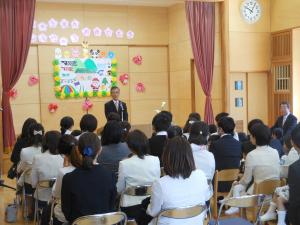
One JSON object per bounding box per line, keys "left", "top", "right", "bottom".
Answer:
{"left": 7, "top": 164, "right": 17, "bottom": 179}
{"left": 5, "top": 203, "right": 17, "bottom": 223}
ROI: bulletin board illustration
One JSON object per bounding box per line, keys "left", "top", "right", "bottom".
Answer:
{"left": 52, "top": 50, "right": 117, "bottom": 99}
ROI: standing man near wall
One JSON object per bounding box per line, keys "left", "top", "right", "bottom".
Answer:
{"left": 104, "top": 86, "right": 128, "bottom": 121}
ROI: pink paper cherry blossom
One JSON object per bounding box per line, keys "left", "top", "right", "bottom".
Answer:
{"left": 59, "top": 37, "right": 69, "bottom": 46}
{"left": 38, "top": 22, "right": 48, "bottom": 32}
{"left": 48, "top": 18, "right": 58, "bottom": 28}
{"left": 38, "top": 33, "right": 48, "bottom": 43}
{"left": 71, "top": 19, "right": 80, "bottom": 29}
{"left": 70, "top": 33, "right": 79, "bottom": 43}
{"left": 48, "top": 103, "right": 58, "bottom": 113}
{"left": 49, "top": 34, "right": 59, "bottom": 43}
{"left": 82, "top": 99, "right": 93, "bottom": 111}
{"left": 81, "top": 27, "right": 91, "bottom": 37}
{"left": 33, "top": 20, "right": 37, "bottom": 29}
{"left": 119, "top": 73, "right": 129, "bottom": 85}
{"left": 126, "top": 30, "right": 135, "bottom": 39}
{"left": 104, "top": 27, "right": 113, "bottom": 38}
{"left": 9, "top": 88, "right": 18, "bottom": 100}
{"left": 132, "top": 55, "right": 142, "bottom": 65}
{"left": 93, "top": 27, "right": 102, "bottom": 37}
{"left": 28, "top": 75, "right": 39, "bottom": 86}
{"left": 115, "top": 29, "right": 124, "bottom": 38}
{"left": 60, "top": 19, "right": 69, "bottom": 29}
{"left": 31, "top": 34, "right": 37, "bottom": 43}
{"left": 136, "top": 82, "right": 145, "bottom": 93}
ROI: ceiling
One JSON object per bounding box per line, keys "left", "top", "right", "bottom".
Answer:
{"left": 37, "top": 0, "right": 184, "bottom": 7}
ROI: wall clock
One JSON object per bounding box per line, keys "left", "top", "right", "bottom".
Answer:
{"left": 240, "top": 0, "right": 262, "bottom": 24}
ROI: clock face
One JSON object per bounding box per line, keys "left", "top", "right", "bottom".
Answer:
{"left": 240, "top": 0, "right": 262, "bottom": 24}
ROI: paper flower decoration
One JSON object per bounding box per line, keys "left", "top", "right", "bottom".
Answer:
{"left": 38, "top": 33, "right": 48, "bottom": 43}
{"left": 8, "top": 88, "right": 18, "bottom": 100}
{"left": 38, "top": 22, "right": 48, "bottom": 32}
{"left": 71, "top": 19, "right": 80, "bottom": 29}
{"left": 28, "top": 75, "right": 39, "bottom": 86}
{"left": 33, "top": 20, "right": 37, "bottom": 29}
{"left": 81, "top": 27, "right": 91, "bottom": 37}
{"left": 132, "top": 55, "right": 142, "bottom": 65}
{"left": 136, "top": 82, "right": 145, "bottom": 93}
{"left": 70, "top": 33, "right": 79, "bottom": 43}
{"left": 59, "top": 37, "right": 68, "bottom": 46}
{"left": 115, "top": 29, "right": 124, "bottom": 38}
{"left": 71, "top": 48, "right": 81, "bottom": 58}
{"left": 60, "top": 19, "right": 69, "bottom": 29}
{"left": 48, "top": 103, "right": 58, "bottom": 113}
{"left": 82, "top": 99, "right": 93, "bottom": 111}
{"left": 93, "top": 27, "right": 102, "bottom": 37}
{"left": 49, "top": 34, "right": 59, "bottom": 43}
{"left": 119, "top": 73, "right": 129, "bottom": 85}
{"left": 104, "top": 27, "right": 113, "bottom": 38}
{"left": 126, "top": 30, "right": 135, "bottom": 39}
{"left": 31, "top": 34, "right": 37, "bottom": 43}
{"left": 48, "top": 18, "right": 58, "bottom": 28}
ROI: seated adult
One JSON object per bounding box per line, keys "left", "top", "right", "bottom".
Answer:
{"left": 120, "top": 121, "right": 131, "bottom": 142}
{"left": 60, "top": 116, "right": 74, "bottom": 135}
{"left": 31, "top": 131, "right": 63, "bottom": 205}
{"left": 182, "top": 112, "right": 201, "bottom": 139}
{"left": 210, "top": 117, "right": 241, "bottom": 192}
{"left": 146, "top": 137, "right": 209, "bottom": 225}
{"left": 117, "top": 130, "right": 160, "bottom": 219}
{"left": 260, "top": 126, "right": 300, "bottom": 225}
{"left": 280, "top": 135, "right": 299, "bottom": 178}
{"left": 149, "top": 113, "right": 170, "bottom": 163}
{"left": 97, "top": 120, "right": 130, "bottom": 173}
{"left": 188, "top": 121, "right": 215, "bottom": 198}
{"left": 61, "top": 132, "right": 116, "bottom": 224}
{"left": 215, "top": 112, "right": 239, "bottom": 141}
{"left": 77, "top": 114, "right": 98, "bottom": 139}
{"left": 52, "top": 135, "right": 81, "bottom": 225}
{"left": 270, "top": 128, "right": 285, "bottom": 157}
{"left": 225, "top": 124, "right": 280, "bottom": 215}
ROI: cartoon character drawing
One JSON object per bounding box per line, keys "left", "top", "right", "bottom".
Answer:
{"left": 71, "top": 48, "right": 81, "bottom": 58}
{"left": 91, "top": 77, "right": 101, "bottom": 92}
{"left": 90, "top": 49, "right": 100, "bottom": 59}
{"left": 82, "top": 41, "right": 89, "bottom": 58}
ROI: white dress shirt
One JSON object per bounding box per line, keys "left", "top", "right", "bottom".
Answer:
{"left": 52, "top": 165, "right": 76, "bottom": 223}
{"left": 113, "top": 100, "right": 119, "bottom": 111}
{"left": 17, "top": 146, "right": 42, "bottom": 185}
{"left": 147, "top": 169, "right": 209, "bottom": 225}
{"left": 117, "top": 155, "right": 160, "bottom": 207}
{"left": 240, "top": 145, "right": 280, "bottom": 194}
{"left": 64, "top": 129, "right": 72, "bottom": 135}
{"left": 156, "top": 131, "right": 168, "bottom": 136}
{"left": 31, "top": 151, "right": 64, "bottom": 202}
{"left": 280, "top": 148, "right": 299, "bottom": 178}
{"left": 282, "top": 113, "right": 290, "bottom": 126}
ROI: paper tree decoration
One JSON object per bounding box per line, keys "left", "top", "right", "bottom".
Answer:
{"left": 48, "top": 103, "right": 58, "bottom": 113}
{"left": 28, "top": 75, "right": 39, "bottom": 86}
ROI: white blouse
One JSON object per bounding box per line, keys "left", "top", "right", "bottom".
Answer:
{"left": 147, "top": 169, "right": 209, "bottom": 225}
{"left": 31, "top": 151, "right": 64, "bottom": 202}
{"left": 117, "top": 155, "right": 160, "bottom": 207}
{"left": 280, "top": 147, "right": 299, "bottom": 178}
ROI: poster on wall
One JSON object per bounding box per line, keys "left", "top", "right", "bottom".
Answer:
{"left": 52, "top": 53, "right": 117, "bottom": 99}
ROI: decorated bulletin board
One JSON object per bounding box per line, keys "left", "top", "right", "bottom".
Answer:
{"left": 52, "top": 49, "right": 117, "bottom": 99}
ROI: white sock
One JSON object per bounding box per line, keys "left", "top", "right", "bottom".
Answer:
{"left": 277, "top": 210, "right": 286, "bottom": 225}
{"left": 266, "top": 201, "right": 277, "bottom": 214}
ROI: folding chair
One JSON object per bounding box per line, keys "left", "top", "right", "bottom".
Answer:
{"left": 72, "top": 212, "right": 127, "bottom": 225}
{"left": 34, "top": 178, "right": 56, "bottom": 225}
{"left": 209, "top": 194, "right": 266, "bottom": 225}
{"left": 155, "top": 204, "right": 206, "bottom": 225}
{"left": 21, "top": 168, "right": 33, "bottom": 222}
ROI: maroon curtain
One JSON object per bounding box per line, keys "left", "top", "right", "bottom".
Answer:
{"left": 185, "top": 1, "right": 215, "bottom": 124}
{"left": 0, "top": 0, "right": 36, "bottom": 150}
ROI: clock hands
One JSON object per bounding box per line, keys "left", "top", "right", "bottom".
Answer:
{"left": 251, "top": 2, "right": 257, "bottom": 13}
{"left": 245, "top": 6, "right": 253, "bottom": 13}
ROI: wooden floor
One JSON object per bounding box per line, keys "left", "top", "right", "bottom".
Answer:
{"left": 0, "top": 176, "right": 277, "bottom": 225}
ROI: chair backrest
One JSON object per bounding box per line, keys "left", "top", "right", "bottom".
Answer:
{"left": 124, "top": 185, "right": 152, "bottom": 196}
{"left": 216, "top": 169, "right": 240, "bottom": 182}
{"left": 254, "top": 179, "right": 281, "bottom": 195}
{"left": 156, "top": 205, "right": 206, "bottom": 225}
{"left": 72, "top": 212, "right": 127, "bottom": 225}
{"left": 37, "top": 178, "right": 57, "bottom": 189}
{"left": 160, "top": 167, "right": 165, "bottom": 177}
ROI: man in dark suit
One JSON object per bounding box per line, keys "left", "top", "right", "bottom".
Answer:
{"left": 210, "top": 117, "right": 242, "bottom": 192}
{"left": 288, "top": 125, "right": 300, "bottom": 225}
{"left": 104, "top": 86, "right": 128, "bottom": 121}
{"left": 149, "top": 113, "right": 171, "bottom": 164}
{"left": 272, "top": 101, "right": 297, "bottom": 138}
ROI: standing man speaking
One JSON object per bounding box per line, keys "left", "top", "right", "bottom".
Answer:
{"left": 104, "top": 86, "right": 128, "bottom": 121}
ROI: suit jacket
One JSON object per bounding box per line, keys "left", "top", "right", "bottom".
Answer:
{"left": 104, "top": 100, "right": 128, "bottom": 121}
{"left": 61, "top": 165, "right": 116, "bottom": 223}
{"left": 272, "top": 114, "right": 297, "bottom": 137}
{"left": 288, "top": 159, "right": 300, "bottom": 225}
{"left": 149, "top": 135, "right": 168, "bottom": 164}
{"left": 269, "top": 139, "right": 284, "bottom": 157}
{"left": 210, "top": 134, "right": 242, "bottom": 192}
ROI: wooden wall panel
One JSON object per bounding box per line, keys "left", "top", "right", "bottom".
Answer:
{"left": 292, "top": 28, "right": 300, "bottom": 120}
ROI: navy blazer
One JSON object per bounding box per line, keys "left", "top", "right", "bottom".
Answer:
{"left": 288, "top": 159, "right": 300, "bottom": 225}
{"left": 149, "top": 135, "right": 168, "bottom": 165}
{"left": 272, "top": 114, "right": 297, "bottom": 137}
{"left": 104, "top": 100, "right": 128, "bottom": 121}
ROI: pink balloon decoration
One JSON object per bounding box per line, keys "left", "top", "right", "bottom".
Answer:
{"left": 28, "top": 75, "right": 39, "bottom": 86}
{"left": 48, "top": 103, "right": 58, "bottom": 113}
{"left": 82, "top": 99, "right": 93, "bottom": 111}
{"left": 132, "top": 55, "right": 142, "bottom": 65}
{"left": 136, "top": 82, "right": 145, "bottom": 93}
